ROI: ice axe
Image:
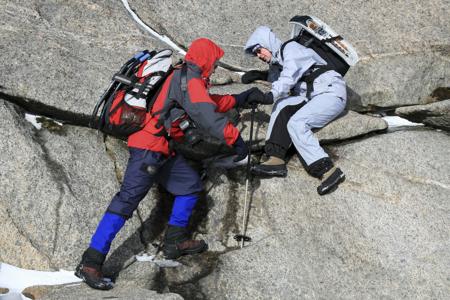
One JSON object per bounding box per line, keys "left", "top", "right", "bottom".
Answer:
{"left": 234, "top": 103, "right": 257, "bottom": 248}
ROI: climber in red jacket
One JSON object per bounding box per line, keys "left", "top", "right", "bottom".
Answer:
{"left": 75, "top": 38, "right": 267, "bottom": 290}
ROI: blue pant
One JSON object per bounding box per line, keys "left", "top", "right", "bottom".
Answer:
{"left": 89, "top": 147, "right": 203, "bottom": 254}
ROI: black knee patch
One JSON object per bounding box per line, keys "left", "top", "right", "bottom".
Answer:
{"left": 265, "top": 142, "right": 288, "bottom": 159}
{"left": 307, "top": 157, "right": 334, "bottom": 178}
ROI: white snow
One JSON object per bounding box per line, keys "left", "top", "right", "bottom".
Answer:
{"left": 0, "top": 263, "right": 81, "bottom": 300}
{"left": 382, "top": 116, "right": 423, "bottom": 128}
{"left": 135, "top": 254, "right": 181, "bottom": 268}
{"left": 24, "top": 114, "right": 63, "bottom": 130}
{"left": 24, "top": 114, "right": 42, "bottom": 130}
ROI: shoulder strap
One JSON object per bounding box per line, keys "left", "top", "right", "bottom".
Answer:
{"left": 180, "top": 64, "right": 188, "bottom": 93}
{"left": 279, "top": 38, "right": 296, "bottom": 62}
{"left": 152, "top": 64, "right": 185, "bottom": 127}
{"left": 280, "top": 33, "right": 315, "bottom": 61}
{"left": 146, "top": 66, "right": 174, "bottom": 113}
{"left": 302, "top": 65, "right": 332, "bottom": 99}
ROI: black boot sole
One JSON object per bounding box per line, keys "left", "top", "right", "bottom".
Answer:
{"left": 164, "top": 242, "right": 208, "bottom": 260}
{"left": 251, "top": 166, "right": 288, "bottom": 178}
{"left": 317, "top": 170, "right": 346, "bottom": 195}
{"left": 75, "top": 264, "right": 114, "bottom": 290}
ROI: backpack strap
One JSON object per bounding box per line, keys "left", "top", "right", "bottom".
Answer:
{"left": 279, "top": 38, "right": 296, "bottom": 62}
{"left": 153, "top": 64, "right": 187, "bottom": 136}
{"left": 180, "top": 64, "right": 188, "bottom": 93}
{"left": 279, "top": 33, "right": 315, "bottom": 61}
{"left": 281, "top": 33, "right": 333, "bottom": 100}
{"left": 152, "top": 65, "right": 184, "bottom": 119}
{"left": 145, "top": 67, "right": 173, "bottom": 112}
{"left": 302, "top": 65, "right": 332, "bottom": 100}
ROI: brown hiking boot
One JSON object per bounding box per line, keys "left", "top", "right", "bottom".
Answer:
{"left": 75, "top": 248, "right": 113, "bottom": 290}
{"left": 251, "top": 156, "right": 287, "bottom": 177}
{"left": 163, "top": 225, "right": 208, "bottom": 259}
{"left": 75, "top": 264, "right": 114, "bottom": 290}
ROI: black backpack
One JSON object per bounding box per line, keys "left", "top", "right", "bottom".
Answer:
{"left": 281, "top": 30, "right": 349, "bottom": 77}
{"left": 279, "top": 16, "right": 359, "bottom": 99}
{"left": 281, "top": 15, "right": 353, "bottom": 77}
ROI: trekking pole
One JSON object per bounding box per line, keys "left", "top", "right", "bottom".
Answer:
{"left": 236, "top": 103, "right": 256, "bottom": 248}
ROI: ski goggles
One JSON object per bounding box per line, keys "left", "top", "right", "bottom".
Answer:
{"left": 245, "top": 44, "right": 263, "bottom": 56}
{"left": 252, "top": 45, "right": 263, "bottom": 55}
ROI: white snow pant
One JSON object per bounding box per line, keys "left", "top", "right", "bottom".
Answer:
{"left": 266, "top": 93, "right": 346, "bottom": 165}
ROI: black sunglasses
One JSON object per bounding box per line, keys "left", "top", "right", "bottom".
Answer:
{"left": 253, "top": 46, "right": 263, "bottom": 55}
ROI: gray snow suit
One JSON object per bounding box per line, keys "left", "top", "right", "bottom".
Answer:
{"left": 244, "top": 26, "right": 347, "bottom": 165}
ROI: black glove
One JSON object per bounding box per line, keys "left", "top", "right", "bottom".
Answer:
{"left": 233, "top": 87, "right": 259, "bottom": 108}
{"left": 233, "top": 135, "right": 249, "bottom": 162}
{"left": 247, "top": 89, "right": 274, "bottom": 106}
{"left": 241, "top": 70, "right": 269, "bottom": 84}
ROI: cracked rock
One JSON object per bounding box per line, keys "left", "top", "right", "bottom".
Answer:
{"left": 0, "top": 0, "right": 167, "bottom": 116}
{"left": 198, "top": 130, "right": 450, "bottom": 299}
{"left": 40, "top": 283, "right": 183, "bottom": 300}
{"left": 0, "top": 100, "right": 146, "bottom": 270}
{"left": 395, "top": 99, "right": 450, "bottom": 131}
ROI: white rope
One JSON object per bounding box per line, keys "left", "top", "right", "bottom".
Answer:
{"left": 120, "top": 0, "right": 186, "bottom": 56}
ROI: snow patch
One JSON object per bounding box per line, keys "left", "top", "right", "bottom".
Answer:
{"left": 0, "top": 263, "right": 81, "bottom": 300}
{"left": 135, "top": 254, "right": 182, "bottom": 268}
{"left": 24, "top": 114, "right": 63, "bottom": 130}
{"left": 0, "top": 293, "right": 28, "bottom": 300}
{"left": 382, "top": 116, "right": 423, "bottom": 128}
{"left": 24, "top": 114, "right": 41, "bottom": 130}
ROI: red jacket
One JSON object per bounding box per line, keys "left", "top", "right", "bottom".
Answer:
{"left": 127, "top": 38, "right": 239, "bottom": 156}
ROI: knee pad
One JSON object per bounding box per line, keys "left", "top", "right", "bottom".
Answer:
{"left": 265, "top": 142, "right": 288, "bottom": 159}
{"left": 307, "top": 157, "right": 334, "bottom": 178}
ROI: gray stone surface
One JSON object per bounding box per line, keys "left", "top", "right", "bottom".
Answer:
{"left": 0, "top": 200, "right": 51, "bottom": 270}
{"left": 198, "top": 130, "right": 450, "bottom": 299}
{"left": 0, "top": 100, "right": 67, "bottom": 270}
{"left": 130, "top": 0, "right": 450, "bottom": 109}
{"left": 395, "top": 99, "right": 450, "bottom": 131}
{"left": 316, "top": 110, "right": 388, "bottom": 142}
{"left": 117, "top": 259, "right": 160, "bottom": 290}
{"left": 0, "top": 100, "right": 148, "bottom": 270}
{"left": 1, "top": 2, "right": 449, "bottom": 298}
{"left": 40, "top": 283, "right": 182, "bottom": 300}
{"left": 0, "top": 0, "right": 166, "bottom": 115}
{"left": 195, "top": 168, "right": 236, "bottom": 252}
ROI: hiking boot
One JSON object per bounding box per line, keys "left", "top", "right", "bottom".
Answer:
{"left": 163, "top": 225, "right": 208, "bottom": 259}
{"left": 251, "top": 156, "right": 287, "bottom": 177}
{"left": 75, "top": 247, "right": 113, "bottom": 290}
{"left": 75, "top": 263, "right": 113, "bottom": 290}
{"left": 317, "top": 167, "right": 345, "bottom": 195}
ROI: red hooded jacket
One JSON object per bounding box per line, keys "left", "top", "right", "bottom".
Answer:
{"left": 127, "top": 38, "right": 239, "bottom": 156}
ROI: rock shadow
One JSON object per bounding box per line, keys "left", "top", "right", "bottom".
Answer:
{"left": 346, "top": 85, "right": 365, "bottom": 112}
